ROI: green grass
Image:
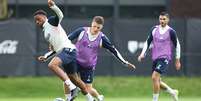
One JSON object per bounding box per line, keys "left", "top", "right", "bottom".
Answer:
{"left": 0, "top": 76, "right": 201, "bottom": 99}
{"left": 0, "top": 97, "right": 200, "bottom": 101}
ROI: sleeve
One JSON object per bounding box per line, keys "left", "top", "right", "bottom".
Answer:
{"left": 170, "top": 29, "right": 181, "bottom": 59}
{"left": 50, "top": 4, "right": 64, "bottom": 24}
{"left": 101, "top": 35, "right": 128, "bottom": 64}
{"left": 48, "top": 16, "right": 59, "bottom": 26}
{"left": 140, "top": 27, "right": 154, "bottom": 56}
{"left": 44, "top": 50, "right": 56, "bottom": 61}
{"left": 68, "top": 27, "right": 85, "bottom": 41}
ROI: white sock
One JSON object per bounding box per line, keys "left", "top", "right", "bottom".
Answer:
{"left": 160, "top": 82, "right": 175, "bottom": 95}
{"left": 166, "top": 87, "right": 175, "bottom": 95}
{"left": 64, "top": 79, "right": 76, "bottom": 91}
{"left": 153, "top": 93, "right": 159, "bottom": 101}
{"left": 65, "top": 94, "right": 71, "bottom": 101}
{"left": 97, "top": 95, "right": 104, "bottom": 100}
{"left": 85, "top": 93, "right": 94, "bottom": 101}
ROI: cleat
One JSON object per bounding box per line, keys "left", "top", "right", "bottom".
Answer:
{"left": 171, "top": 89, "right": 179, "bottom": 101}
{"left": 98, "top": 95, "right": 104, "bottom": 101}
{"left": 70, "top": 87, "right": 80, "bottom": 101}
{"left": 54, "top": 98, "right": 65, "bottom": 101}
{"left": 86, "top": 95, "right": 95, "bottom": 101}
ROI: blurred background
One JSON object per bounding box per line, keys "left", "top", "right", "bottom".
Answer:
{"left": 0, "top": 0, "right": 201, "bottom": 77}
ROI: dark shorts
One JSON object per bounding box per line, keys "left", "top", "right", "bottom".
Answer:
{"left": 77, "top": 64, "right": 94, "bottom": 84}
{"left": 152, "top": 58, "right": 169, "bottom": 74}
{"left": 57, "top": 48, "right": 77, "bottom": 74}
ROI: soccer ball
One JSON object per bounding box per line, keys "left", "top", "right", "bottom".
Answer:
{"left": 54, "top": 97, "right": 65, "bottom": 101}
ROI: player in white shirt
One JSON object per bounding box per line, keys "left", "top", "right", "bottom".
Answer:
{"left": 33, "top": 0, "right": 94, "bottom": 101}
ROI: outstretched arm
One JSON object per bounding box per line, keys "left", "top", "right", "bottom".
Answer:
{"left": 37, "top": 44, "right": 56, "bottom": 62}
{"left": 48, "top": 0, "right": 64, "bottom": 25}
{"left": 101, "top": 35, "right": 135, "bottom": 69}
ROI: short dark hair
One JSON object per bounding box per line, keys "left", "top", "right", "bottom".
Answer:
{"left": 160, "top": 11, "right": 169, "bottom": 18}
{"left": 33, "top": 9, "right": 47, "bottom": 16}
{"left": 92, "top": 16, "right": 104, "bottom": 25}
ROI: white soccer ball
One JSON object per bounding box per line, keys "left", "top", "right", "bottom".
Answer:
{"left": 54, "top": 98, "right": 65, "bottom": 101}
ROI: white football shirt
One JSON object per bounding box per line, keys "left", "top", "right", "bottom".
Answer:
{"left": 42, "top": 5, "right": 75, "bottom": 52}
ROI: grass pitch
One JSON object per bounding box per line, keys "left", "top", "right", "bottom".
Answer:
{"left": 0, "top": 97, "right": 200, "bottom": 101}
{"left": 0, "top": 76, "right": 200, "bottom": 101}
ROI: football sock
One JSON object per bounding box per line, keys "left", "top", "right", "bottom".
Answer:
{"left": 64, "top": 79, "right": 76, "bottom": 91}
{"left": 85, "top": 93, "right": 94, "bottom": 101}
{"left": 161, "top": 82, "right": 175, "bottom": 95}
{"left": 153, "top": 93, "right": 159, "bottom": 101}
{"left": 65, "top": 94, "right": 71, "bottom": 101}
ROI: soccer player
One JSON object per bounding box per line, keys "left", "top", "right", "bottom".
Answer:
{"left": 138, "top": 12, "right": 181, "bottom": 101}
{"left": 34, "top": 0, "right": 94, "bottom": 101}
{"left": 66, "top": 16, "right": 135, "bottom": 101}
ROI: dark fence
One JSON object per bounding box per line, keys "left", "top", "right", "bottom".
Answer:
{"left": 0, "top": 18, "right": 201, "bottom": 76}
{"left": 0, "top": 19, "right": 36, "bottom": 76}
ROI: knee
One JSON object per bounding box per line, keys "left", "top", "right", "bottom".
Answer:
{"left": 152, "top": 75, "right": 159, "bottom": 82}
{"left": 48, "top": 63, "right": 56, "bottom": 69}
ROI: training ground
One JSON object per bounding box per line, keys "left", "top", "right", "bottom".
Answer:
{"left": 0, "top": 76, "right": 200, "bottom": 101}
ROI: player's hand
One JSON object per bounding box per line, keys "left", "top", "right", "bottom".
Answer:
{"left": 37, "top": 56, "right": 47, "bottom": 62}
{"left": 126, "top": 61, "right": 136, "bottom": 70}
{"left": 175, "top": 59, "right": 181, "bottom": 70}
{"left": 138, "top": 54, "right": 145, "bottom": 62}
{"left": 48, "top": 0, "right": 55, "bottom": 7}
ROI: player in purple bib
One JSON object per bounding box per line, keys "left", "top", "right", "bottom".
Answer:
{"left": 138, "top": 12, "right": 181, "bottom": 101}
{"left": 67, "top": 16, "right": 135, "bottom": 101}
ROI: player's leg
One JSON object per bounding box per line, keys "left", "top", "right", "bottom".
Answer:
{"left": 48, "top": 57, "right": 76, "bottom": 101}
{"left": 48, "top": 57, "right": 69, "bottom": 81}
{"left": 61, "top": 49, "right": 94, "bottom": 101}
{"left": 152, "top": 71, "right": 161, "bottom": 101}
{"left": 79, "top": 67, "right": 103, "bottom": 101}
{"left": 68, "top": 73, "right": 94, "bottom": 101}
{"left": 151, "top": 58, "right": 168, "bottom": 101}
{"left": 160, "top": 81, "right": 178, "bottom": 101}
{"left": 85, "top": 84, "right": 104, "bottom": 101}
{"left": 63, "top": 81, "right": 79, "bottom": 101}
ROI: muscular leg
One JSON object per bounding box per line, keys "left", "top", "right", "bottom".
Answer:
{"left": 68, "top": 73, "right": 88, "bottom": 95}
{"left": 86, "top": 83, "right": 100, "bottom": 97}
{"left": 48, "top": 57, "right": 69, "bottom": 83}
{"left": 152, "top": 71, "right": 161, "bottom": 101}
{"left": 64, "top": 77, "right": 103, "bottom": 100}
{"left": 48, "top": 57, "right": 75, "bottom": 100}
{"left": 86, "top": 83, "right": 104, "bottom": 101}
